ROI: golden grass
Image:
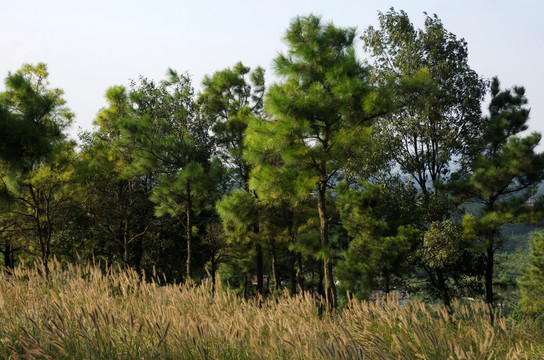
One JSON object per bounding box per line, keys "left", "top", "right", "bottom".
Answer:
{"left": 0, "top": 260, "right": 541, "bottom": 359}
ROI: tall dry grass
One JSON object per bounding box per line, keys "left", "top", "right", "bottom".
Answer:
{"left": 0, "top": 260, "right": 541, "bottom": 359}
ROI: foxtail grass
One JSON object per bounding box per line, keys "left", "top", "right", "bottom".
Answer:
{"left": 0, "top": 260, "right": 541, "bottom": 359}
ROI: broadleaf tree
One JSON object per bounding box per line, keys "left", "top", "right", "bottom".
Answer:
{"left": 362, "top": 9, "right": 487, "bottom": 307}
{"left": 362, "top": 9, "right": 487, "bottom": 198}
{"left": 76, "top": 85, "right": 157, "bottom": 269}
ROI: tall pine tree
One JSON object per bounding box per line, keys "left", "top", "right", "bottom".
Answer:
{"left": 460, "top": 77, "right": 544, "bottom": 313}
{"left": 199, "top": 62, "right": 267, "bottom": 294}
{"left": 246, "top": 15, "right": 384, "bottom": 308}
{"left": 120, "top": 70, "right": 220, "bottom": 280}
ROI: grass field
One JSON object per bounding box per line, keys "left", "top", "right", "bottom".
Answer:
{"left": 0, "top": 260, "right": 542, "bottom": 359}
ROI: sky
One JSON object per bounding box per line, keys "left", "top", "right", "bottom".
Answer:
{"left": 1, "top": 0, "right": 543, "bottom": 143}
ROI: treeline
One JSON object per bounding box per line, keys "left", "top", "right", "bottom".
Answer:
{"left": 1, "top": 10, "right": 544, "bottom": 317}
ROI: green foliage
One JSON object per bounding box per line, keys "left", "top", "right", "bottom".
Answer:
{"left": 0, "top": 63, "right": 72, "bottom": 171}
{"left": 2, "top": 132, "right": 76, "bottom": 274}
{"left": 336, "top": 180, "right": 420, "bottom": 297}
{"left": 361, "top": 9, "right": 487, "bottom": 308}
{"left": 457, "top": 77, "right": 544, "bottom": 307}
{"left": 495, "top": 247, "right": 529, "bottom": 315}
{"left": 74, "top": 84, "right": 157, "bottom": 269}
{"left": 0, "top": 64, "right": 75, "bottom": 273}
{"left": 362, "top": 8, "right": 486, "bottom": 195}
{"left": 1, "top": 12, "right": 543, "bottom": 327}
{"left": 199, "top": 62, "right": 265, "bottom": 189}
{"left": 421, "top": 220, "right": 463, "bottom": 270}
{"left": 118, "top": 70, "right": 222, "bottom": 280}
{"left": 520, "top": 232, "right": 544, "bottom": 316}
{"left": 245, "top": 14, "right": 385, "bottom": 308}
{"left": 217, "top": 190, "right": 259, "bottom": 237}
{"left": 457, "top": 77, "right": 544, "bottom": 210}
{"left": 199, "top": 62, "right": 268, "bottom": 294}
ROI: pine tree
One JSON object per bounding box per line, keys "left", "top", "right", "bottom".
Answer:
{"left": 460, "top": 77, "right": 544, "bottom": 312}
{"left": 120, "top": 70, "right": 221, "bottom": 280}
{"left": 0, "top": 64, "right": 74, "bottom": 276}
{"left": 199, "top": 62, "right": 267, "bottom": 294}
{"left": 198, "top": 62, "right": 264, "bottom": 190}
{"left": 245, "top": 15, "right": 383, "bottom": 308}
{"left": 0, "top": 63, "right": 71, "bottom": 171}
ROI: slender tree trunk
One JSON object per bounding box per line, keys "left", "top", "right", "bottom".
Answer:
{"left": 123, "top": 235, "right": 129, "bottom": 266}
{"left": 317, "top": 261, "right": 325, "bottom": 317}
{"left": 317, "top": 178, "right": 336, "bottom": 309}
{"left": 246, "top": 183, "right": 264, "bottom": 296}
{"left": 485, "top": 234, "right": 495, "bottom": 324}
{"left": 42, "top": 239, "right": 50, "bottom": 279}
{"left": 39, "top": 227, "right": 51, "bottom": 278}
{"left": 186, "top": 181, "right": 192, "bottom": 280}
{"left": 256, "top": 242, "right": 263, "bottom": 295}
{"left": 384, "top": 268, "right": 390, "bottom": 294}
{"left": 242, "top": 273, "right": 248, "bottom": 300}
{"left": 297, "top": 255, "right": 305, "bottom": 294}
{"left": 211, "top": 255, "right": 216, "bottom": 294}
{"left": 289, "top": 254, "right": 296, "bottom": 295}
{"left": 271, "top": 245, "right": 279, "bottom": 291}
{"left": 134, "top": 236, "right": 143, "bottom": 274}
{"left": 437, "top": 270, "right": 452, "bottom": 312}
{"left": 318, "top": 260, "right": 324, "bottom": 298}
{"left": 485, "top": 235, "right": 495, "bottom": 305}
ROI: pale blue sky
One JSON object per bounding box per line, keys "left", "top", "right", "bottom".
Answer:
{"left": 2, "top": 0, "right": 543, "bottom": 142}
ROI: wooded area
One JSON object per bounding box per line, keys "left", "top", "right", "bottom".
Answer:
{"left": 1, "top": 10, "right": 544, "bottom": 323}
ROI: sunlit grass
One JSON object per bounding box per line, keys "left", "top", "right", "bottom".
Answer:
{"left": 0, "top": 260, "right": 541, "bottom": 359}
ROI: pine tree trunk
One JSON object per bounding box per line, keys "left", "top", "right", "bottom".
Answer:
{"left": 246, "top": 182, "right": 264, "bottom": 295}
{"left": 43, "top": 224, "right": 51, "bottom": 279}
{"left": 485, "top": 234, "right": 495, "bottom": 324}
{"left": 123, "top": 234, "right": 129, "bottom": 266}
{"left": 485, "top": 235, "right": 495, "bottom": 305}
{"left": 242, "top": 273, "right": 248, "bottom": 300}
{"left": 186, "top": 181, "right": 192, "bottom": 280}
{"left": 317, "top": 178, "right": 336, "bottom": 309}
{"left": 43, "top": 246, "right": 50, "bottom": 279}
{"left": 318, "top": 260, "right": 324, "bottom": 298}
